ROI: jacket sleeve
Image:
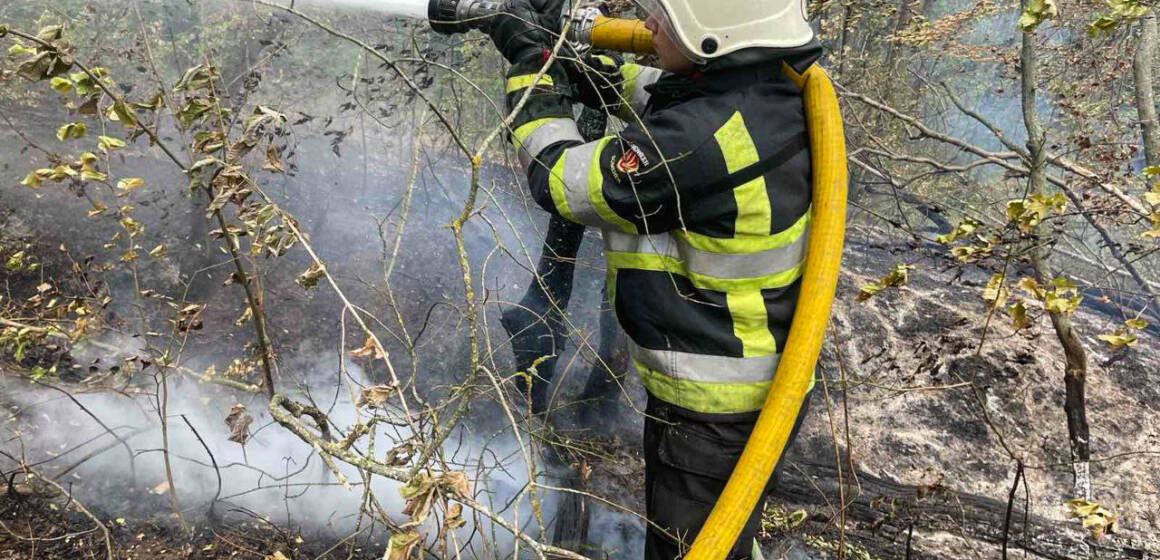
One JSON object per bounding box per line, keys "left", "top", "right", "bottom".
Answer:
{"left": 507, "top": 59, "right": 695, "bottom": 234}
{"left": 609, "top": 61, "right": 663, "bottom": 121}
{"left": 566, "top": 55, "right": 663, "bottom": 122}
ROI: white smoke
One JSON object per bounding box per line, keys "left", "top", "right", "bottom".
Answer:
{"left": 292, "top": 0, "right": 432, "bottom": 19}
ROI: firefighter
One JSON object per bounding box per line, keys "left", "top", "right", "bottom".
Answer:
{"left": 490, "top": 0, "right": 819, "bottom": 557}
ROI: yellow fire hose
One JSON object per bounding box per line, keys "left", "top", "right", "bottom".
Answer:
{"left": 589, "top": 16, "right": 655, "bottom": 56}
{"left": 586, "top": 21, "right": 849, "bottom": 560}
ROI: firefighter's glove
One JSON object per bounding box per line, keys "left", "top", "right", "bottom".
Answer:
{"left": 566, "top": 53, "right": 625, "bottom": 111}
{"left": 490, "top": 0, "right": 567, "bottom": 64}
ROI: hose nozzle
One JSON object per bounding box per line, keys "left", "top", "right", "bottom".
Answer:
{"left": 427, "top": 0, "right": 654, "bottom": 55}
{"left": 428, "top": 0, "right": 501, "bottom": 34}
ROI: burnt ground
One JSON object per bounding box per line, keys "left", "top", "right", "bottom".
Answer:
{"left": 0, "top": 482, "right": 387, "bottom": 560}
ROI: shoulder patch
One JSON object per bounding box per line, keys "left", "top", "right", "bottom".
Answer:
{"left": 612, "top": 142, "right": 654, "bottom": 179}
{"left": 616, "top": 149, "right": 640, "bottom": 174}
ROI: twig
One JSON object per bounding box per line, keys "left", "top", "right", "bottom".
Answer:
{"left": 181, "top": 415, "right": 223, "bottom": 520}
{"left": 1002, "top": 461, "right": 1024, "bottom": 559}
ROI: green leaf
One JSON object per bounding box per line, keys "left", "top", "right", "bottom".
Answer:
{"left": 1017, "top": 277, "right": 1043, "bottom": 299}
{"left": 7, "top": 43, "right": 34, "bottom": 57}
{"left": 1094, "top": 325, "right": 1131, "bottom": 347}
{"left": 107, "top": 100, "right": 139, "bottom": 128}
{"left": 1044, "top": 293, "right": 1082, "bottom": 314}
{"left": 936, "top": 218, "right": 981, "bottom": 244}
{"left": 856, "top": 264, "right": 913, "bottom": 303}
{"left": 46, "top": 165, "right": 77, "bottom": 180}
{"left": 56, "top": 121, "right": 87, "bottom": 141}
{"left": 1007, "top": 194, "right": 1067, "bottom": 232}
{"left": 1008, "top": 301, "right": 1032, "bottom": 330}
{"left": 173, "top": 64, "right": 220, "bottom": 92}
{"left": 983, "top": 273, "right": 1009, "bottom": 308}
{"left": 81, "top": 170, "right": 108, "bottom": 182}
{"left": 50, "top": 76, "right": 73, "bottom": 93}
{"left": 193, "top": 131, "right": 225, "bottom": 154}
{"left": 1089, "top": 0, "right": 1148, "bottom": 35}
{"left": 1018, "top": 0, "right": 1058, "bottom": 31}
{"left": 116, "top": 178, "right": 145, "bottom": 193}
{"left": 98, "top": 135, "right": 126, "bottom": 152}
{"left": 177, "top": 97, "right": 214, "bottom": 129}
{"left": 1125, "top": 318, "right": 1148, "bottom": 330}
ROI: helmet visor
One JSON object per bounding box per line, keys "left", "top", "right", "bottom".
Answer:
{"left": 634, "top": 0, "right": 671, "bottom": 29}
{"left": 631, "top": 0, "right": 704, "bottom": 63}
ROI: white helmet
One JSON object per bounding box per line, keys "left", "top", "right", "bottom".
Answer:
{"left": 638, "top": 0, "right": 814, "bottom": 61}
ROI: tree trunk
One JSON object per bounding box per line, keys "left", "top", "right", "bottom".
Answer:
{"left": 1134, "top": 11, "right": 1160, "bottom": 169}
{"left": 885, "top": 0, "right": 915, "bottom": 70}
{"left": 1019, "top": 4, "right": 1092, "bottom": 500}
{"left": 837, "top": 1, "right": 854, "bottom": 79}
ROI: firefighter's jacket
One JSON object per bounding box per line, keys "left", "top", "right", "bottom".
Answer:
{"left": 505, "top": 44, "right": 821, "bottom": 415}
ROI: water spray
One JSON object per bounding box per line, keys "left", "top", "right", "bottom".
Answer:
{"left": 425, "top": 0, "right": 655, "bottom": 55}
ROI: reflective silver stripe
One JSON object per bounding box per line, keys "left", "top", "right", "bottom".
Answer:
{"left": 517, "top": 119, "right": 583, "bottom": 169}
{"left": 604, "top": 229, "right": 678, "bottom": 257}
{"left": 558, "top": 141, "right": 603, "bottom": 226}
{"left": 628, "top": 340, "right": 780, "bottom": 383}
{"left": 627, "top": 66, "right": 662, "bottom": 117}
{"left": 604, "top": 227, "right": 809, "bottom": 280}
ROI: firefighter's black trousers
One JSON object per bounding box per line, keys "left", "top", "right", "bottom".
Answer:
{"left": 643, "top": 392, "right": 811, "bottom": 560}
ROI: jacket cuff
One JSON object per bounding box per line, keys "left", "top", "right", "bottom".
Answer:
{"left": 504, "top": 60, "right": 573, "bottom": 130}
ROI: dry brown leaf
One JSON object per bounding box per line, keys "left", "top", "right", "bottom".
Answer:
{"left": 150, "top": 480, "right": 171, "bottom": 495}
{"left": 349, "top": 336, "right": 384, "bottom": 360}
{"left": 357, "top": 385, "right": 398, "bottom": 409}
{"left": 224, "top": 403, "right": 254, "bottom": 445}
{"left": 439, "top": 471, "right": 471, "bottom": 501}
{"left": 444, "top": 503, "right": 465, "bottom": 529}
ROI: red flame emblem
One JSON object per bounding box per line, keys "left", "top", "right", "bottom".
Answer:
{"left": 616, "top": 149, "right": 640, "bottom": 174}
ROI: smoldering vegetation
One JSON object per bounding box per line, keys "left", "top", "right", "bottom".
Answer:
{"left": 0, "top": 0, "right": 640, "bottom": 556}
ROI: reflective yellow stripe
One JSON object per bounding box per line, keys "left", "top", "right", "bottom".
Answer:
{"left": 588, "top": 137, "right": 639, "bottom": 234}
{"left": 715, "top": 112, "right": 771, "bottom": 239}
{"left": 512, "top": 118, "right": 553, "bottom": 149}
{"left": 618, "top": 63, "right": 643, "bottom": 117}
{"left": 505, "top": 74, "right": 554, "bottom": 94}
{"left": 548, "top": 151, "right": 578, "bottom": 222}
{"left": 715, "top": 112, "right": 760, "bottom": 172}
{"left": 636, "top": 361, "right": 816, "bottom": 414}
{"left": 727, "top": 290, "right": 777, "bottom": 357}
{"left": 675, "top": 210, "right": 810, "bottom": 254}
{"left": 605, "top": 251, "right": 802, "bottom": 292}
{"left": 636, "top": 361, "right": 770, "bottom": 414}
